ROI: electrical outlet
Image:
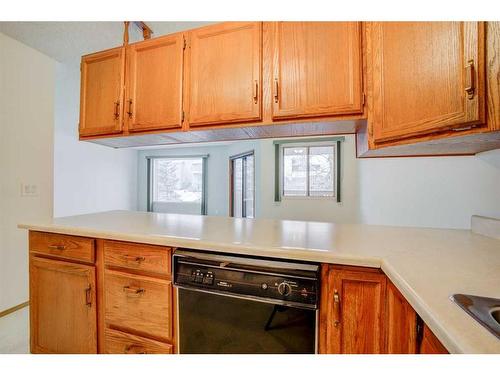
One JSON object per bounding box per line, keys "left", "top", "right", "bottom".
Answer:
{"left": 20, "top": 183, "right": 39, "bottom": 197}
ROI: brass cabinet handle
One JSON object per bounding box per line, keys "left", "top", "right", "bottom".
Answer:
{"left": 48, "top": 244, "right": 66, "bottom": 250}
{"left": 123, "top": 286, "right": 145, "bottom": 296}
{"left": 253, "top": 80, "right": 259, "bottom": 104}
{"left": 333, "top": 289, "right": 341, "bottom": 327}
{"left": 124, "top": 344, "right": 146, "bottom": 354}
{"left": 85, "top": 284, "right": 92, "bottom": 307}
{"left": 123, "top": 255, "right": 146, "bottom": 263}
{"left": 274, "top": 78, "right": 279, "bottom": 103}
{"left": 114, "top": 101, "right": 120, "bottom": 120}
{"left": 465, "top": 60, "right": 475, "bottom": 100}
{"left": 127, "top": 99, "right": 133, "bottom": 118}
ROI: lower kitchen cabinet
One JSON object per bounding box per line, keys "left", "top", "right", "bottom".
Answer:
{"left": 29, "top": 256, "right": 97, "bottom": 354}
{"left": 386, "top": 280, "right": 418, "bottom": 354}
{"left": 320, "top": 265, "right": 387, "bottom": 354}
{"left": 104, "top": 328, "right": 173, "bottom": 354}
{"left": 27, "top": 230, "right": 450, "bottom": 354}
{"left": 419, "top": 324, "right": 449, "bottom": 354}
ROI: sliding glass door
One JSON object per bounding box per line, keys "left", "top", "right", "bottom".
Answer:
{"left": 230, "top": 151, "right": 254, "bottom": 218}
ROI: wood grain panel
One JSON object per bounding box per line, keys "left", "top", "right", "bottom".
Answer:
{"left": 486, "top": 22, "right": 500, "bottom": 130}
{"left": 104, "top": 328, "right": 173, "bottom": 354}
{"left": 30, "top": 256, "right": 97, "bottom": 353}
{"left": 126, "top": 34, "right": 184, "bottom": 132}
{"left": 272, "top": 22, "right": 363, "bottom": 120}
{"left": 80, "top": 47, "right": 125, "bottom": 136}
{"left": 386, "top": 280, "right": 418, "bottom": 354}
{"left": 104, "top": 269, "right": 172, "bottom": 341}
{"left": 186, "top": 22, "right": 262, "bottom": 126}
{"left": 419, "top": 324, "right": 449, "bottom": 354}
{"left": 103, "top": 240, "right": 172, "bottom": 276}
{"left": 29, "top": 231, "right": 95, "bottom": 263}
{"left": 320, "top": 264, "right": 386, "bottom": 354}
{"left": 371, "top": 22, "right": 486, "bottom": 143}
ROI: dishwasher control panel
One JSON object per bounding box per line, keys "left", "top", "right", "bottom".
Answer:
{"left": 173, "top": 249, "right": 319, "bottom": 309}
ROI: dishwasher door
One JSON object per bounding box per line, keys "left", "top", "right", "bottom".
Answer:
{"left": 177, "top": 288, "right": 317, "bottom": 354}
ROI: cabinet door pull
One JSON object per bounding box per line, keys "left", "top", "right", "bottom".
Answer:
{"left": 123, "top": 255, "right": 146, "bottom": 263}
{"left": 123, "top": 286, "right": 145, "bottom": 296}
{"left": 465, "top": 60, "right": 475, "bottom": 100}
{"left": 333, "top": 289, "right": 341, "bottom": 327}
{"left": 114, "top": 101, "right": 120, "bottom": 120}
{"left": 274, "top": 78, "right": 279, "bottom": 103}
{"left": 124, "top": 344, "right": 146, "bottom": 354}
{"left": 253, "top": 80, "right": 259, "bottom": 104}
{"left": 85, "top": 284, "right": 92, "bottom": 307}
{"left": 127, "top": 99, "right": 133, "bottom": 118}
{"left": 48, "top": 244, "right": 66, "bottom": 250}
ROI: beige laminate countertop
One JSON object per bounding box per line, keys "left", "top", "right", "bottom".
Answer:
{"left": 18, "top": 210, "right": 500, "bottom": 354}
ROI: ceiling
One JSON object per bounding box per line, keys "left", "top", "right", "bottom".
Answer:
{"left": 0, "top": 21, "right": 213, "bottom": 63}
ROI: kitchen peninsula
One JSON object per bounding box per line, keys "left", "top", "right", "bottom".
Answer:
{"left": 19, "top": 210, "right": 500, "bottom": 354}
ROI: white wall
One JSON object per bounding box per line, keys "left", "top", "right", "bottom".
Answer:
{"left": 359, "top": 151, "right": 500, "bottom": 229}
{"left": 0, "top": 33, "right": 55, "bottom": 311}
{"left": 53, "top": 63, "right": 138, "bottom": 217}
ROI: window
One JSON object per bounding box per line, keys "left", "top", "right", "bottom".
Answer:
{"left": 274, "top": 138, "right": 343, "bottom": 202}
{"left": 230, "top": 151, "right": 254, "bottom": 218}
{"left": 148, "top": 156, "right": 207, "bottom": 215}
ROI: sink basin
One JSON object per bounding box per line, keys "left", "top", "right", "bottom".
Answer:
{"left": 450, "top": 294, "right": 500, "bottom": 339}
{"left": 492, "top": 308, "right": 500, "bottom": 325}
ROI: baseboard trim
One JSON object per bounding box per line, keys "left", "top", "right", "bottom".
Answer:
{"left": 0, "top": 301, "right": 29, "bottom": 318}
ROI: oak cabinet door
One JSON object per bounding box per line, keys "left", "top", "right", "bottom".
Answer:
{"left": 186, "top": 22, "right": 262, "bottom": 126}
{"left": 371, "top": 22, "right": 485, "bottom": 143}
{"left": 126, "top": 35, "right": 184, "bottom": 132}
{"left": 419, "top": 324, "right": 449, "bottom": 354}
{"left": 386, "top": 280, "right": 418, "bottom": 354}
{"left": 30, "top": 257, "right": 97, "bottom": 354}
{"left": 320, "top": 265, "right": 386, "bottom": 354}
{"left": 272, "top": 22, "right": 363, "bottom": 120}
{"left": 80, "top": 47, "right": 125, "bottom": 136}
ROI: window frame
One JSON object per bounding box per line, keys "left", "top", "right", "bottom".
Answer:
{"left": 146, "top": 155, "right": 208, "bottom": 215}
{"left": 274, "top": 137, "right": 344, "bottom": 203}
{"left": 229, "top": 150, "right": 255, "bottom": 218}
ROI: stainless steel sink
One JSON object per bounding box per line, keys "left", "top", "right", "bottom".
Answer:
{"left": 451, "top": 294, "right": 500, "bottom": 339}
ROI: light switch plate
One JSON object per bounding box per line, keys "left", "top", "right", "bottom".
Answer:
{"left": 20, "top": 183, "right": 38, "bottom": 197}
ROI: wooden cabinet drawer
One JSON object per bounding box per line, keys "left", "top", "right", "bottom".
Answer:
{"left": 104, "top": 328, "right": 173, "bottom": 354}
{"left": 104, "top": 241, "right": 171, "bottom": 276}
{"left": 104, "top": 270, "right": 172, "bottom": 341}
{"left": 29, "top": 231, "right": 95, "bottom": 263}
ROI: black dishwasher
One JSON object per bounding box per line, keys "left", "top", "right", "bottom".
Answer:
{"left": 173, "top": 249, "right": 319, "bottom": 354}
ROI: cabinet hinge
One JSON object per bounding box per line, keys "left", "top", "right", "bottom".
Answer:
{"left": 183, "top": 37, "right": 187, "bottom": 50}
{"left": 182, "top": 111, "right": 185, "bottom": 122}
{"left": 362, "top": 92, "right": 366, "bottom": 106}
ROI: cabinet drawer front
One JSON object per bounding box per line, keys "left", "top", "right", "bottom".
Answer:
{"left": 104, "top": 241, "right": 172, "bottom": 275}
{"left": 105, "top": 270, "right": 172, "bottom": 341}
{"left": 105, "top": 328, "right": 173, "bottom": 354}
{"left": 29, "top": 231, "right": 95, "bottom": 263}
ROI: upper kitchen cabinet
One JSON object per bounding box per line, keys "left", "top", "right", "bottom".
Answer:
{"left": 80, "top": 47, "right": 125, "bottom": 137}
{"left": 125, "top": 34, "right": 184, "bottom": 132}
{"left": 185, "top": 22, "right": 262, "bottom": 127}
{"left": 271, "top": 22, "right": 363, "bottom": 120}
{"left": 369, "top": 22, "right": 486, "bottom": 144}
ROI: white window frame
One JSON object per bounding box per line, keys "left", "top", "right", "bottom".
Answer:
{"left": 278, "top": 141, "right": 338, "bottom": 201}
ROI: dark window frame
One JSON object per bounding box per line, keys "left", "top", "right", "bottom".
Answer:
{"left": 229, "top": 150, "right": 255, "bottom": 218}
